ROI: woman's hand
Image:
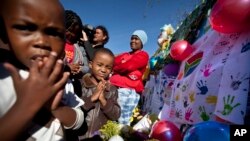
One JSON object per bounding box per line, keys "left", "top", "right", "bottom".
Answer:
{"left": 80, "top": 30, "right": 88, "bottom": 42}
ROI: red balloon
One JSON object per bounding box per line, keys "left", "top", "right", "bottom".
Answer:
{"left": 170, "top": 40, "right": 194, "bottom": 61}
{"left": 209, "top": 0, "right": 250, "bottom": 33}
{"left": 150, "top": 120, "right": 182, "bottom": 141}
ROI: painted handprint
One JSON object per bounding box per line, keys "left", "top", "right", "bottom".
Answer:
{"left": 220, "top": 95, "right": 240, "bottom": 115}
{"left": 199, "top": 106, "right": 210, "bottom": 121}
{"left": 175, "top": 94, "right": 180, "bottom": 101}
{"left": 196, "top": 80, "right": 208, "bottom": 95}
{"left": 229, "top": 33, "right": 240, "bottom": 41}
{"left": 185, "top": 108, "right": 193, "bottom": 122}
{"left": 222, "top": 53, "right": 230, "bottom": 64}
{"left": 181, "top": 82, "right": 189, "bottom": 92}
{"left": 230, "top": 73, "right": 249, "bottom": 91}
{"left": 183, "top": 96, "right": 189, "bottom": 108}
{"left": 175, "top": 108, "right": 183, "bottom": 119}
{"left": 171, "top": 100, "right": 176, "bottom": 108}
{"left": 188, "top": 91, "right": 195, "bottom": 103}
{"left": 241, "top": 41, "right": 250, "bottom": 53}
{"left": 178, "top": 81, "right": 189, "bottom": 92}
{"left": 200, "top": 64, "right": 215, "bottom": 77}
{"left": 169, "top": 109, "right": 175, "bottom": 118}
{"left": 205, "top": 95, "right": 217, "bottom": 105}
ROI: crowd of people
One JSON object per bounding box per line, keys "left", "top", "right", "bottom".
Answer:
{"left": 0, "top": 0, "right": 249, "bottom": 140}
{"left": 0, "top": 0, "right": 148, "bottom": 140}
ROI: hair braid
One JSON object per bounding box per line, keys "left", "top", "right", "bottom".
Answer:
{"left": 65, "top": 10, "right": 83, "bottom": 31}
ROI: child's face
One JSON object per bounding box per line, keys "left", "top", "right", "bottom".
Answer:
{"left": 2, "top": 0, "right": 65, "bottom": 68}
{"left": 89, "top": 52, "right": 114, "bottom": 81}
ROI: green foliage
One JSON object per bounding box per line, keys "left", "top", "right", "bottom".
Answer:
{"left": 171, "top": 0, "right": 216, "bottom": 44}
{"left": 99, "top": 113, "right": 160, "bottom": 141}
{"left": 120, "top": 125, "right": 135, "bottom": 140}
{"left": 99, "top": 121, "right": 121, "bottom": 141}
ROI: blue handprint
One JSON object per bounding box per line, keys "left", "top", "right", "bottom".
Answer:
{"left": 196, "top": 80, "right": 208, "bottom": 95}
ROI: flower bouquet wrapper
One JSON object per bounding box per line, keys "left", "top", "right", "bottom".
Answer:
{"left": 132, "top": 114, "right": 152, "bottom": 132}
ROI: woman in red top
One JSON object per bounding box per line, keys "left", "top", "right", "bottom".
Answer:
{"left": 110, "top": 30, "right": 149, "bottom": 125}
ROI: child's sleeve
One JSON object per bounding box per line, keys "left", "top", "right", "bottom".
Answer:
{"left": 100, "top": 87, "right": 121, "bottom": 121}
{"left": 62, "top": 80, "right": 85, "bottom": 108}
{"left": 62, "top": 80, "right": 85, "bottom": 130}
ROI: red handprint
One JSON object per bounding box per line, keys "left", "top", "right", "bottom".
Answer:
{"left": 200, "top": 64, "right": 214, "bottom": 77}
{"left": 185, "top": 108, "right": 194, "bottom": 122}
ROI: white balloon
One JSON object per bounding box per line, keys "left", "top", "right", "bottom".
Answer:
{"left": 108, "top": 135, "right": 124, "bottom": 141}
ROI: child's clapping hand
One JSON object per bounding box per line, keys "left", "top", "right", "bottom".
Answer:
{"left": 91, "top": 78, "right": 106, "bottom": 103}
{"left": 4, "top": 52, "right": 69, "bottom": 112}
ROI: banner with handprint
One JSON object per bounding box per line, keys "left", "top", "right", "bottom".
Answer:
{"left": 169, "top": 28, "right": 250, "bottom": 125}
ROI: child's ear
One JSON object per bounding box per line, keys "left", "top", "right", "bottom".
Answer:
{"left": 88, "top": 61, "right": 93, "bottom": 69}
{"left": 102, "top": 35, "right": 107, "bottom": 41}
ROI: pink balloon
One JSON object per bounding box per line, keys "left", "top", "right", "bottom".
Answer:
{"left": 170, "top": 40, "right": 194, "bottom": 61}
{"left": 150, "top": 120, "right": 182, "bottom": 141}
{"left": 209, "top": 0, "right": 250, "bottom": 33}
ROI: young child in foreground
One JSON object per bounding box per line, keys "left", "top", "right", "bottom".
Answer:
{"left": 79, "top": 48, "right": 121, "bottom": 140}
{"left": 0, "top": 0, "right": 84, "bottom": 140}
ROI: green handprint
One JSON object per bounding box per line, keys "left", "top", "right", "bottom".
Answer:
{"left": 199, "top": 106, "right": 210, "bottom": 121}
{"left": 221, "top": 95, "right": 240, "bottom": 115}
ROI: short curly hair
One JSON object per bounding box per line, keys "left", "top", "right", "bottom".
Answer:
{"left": 93, "top": 48, "right": 114, "bottom": 60}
